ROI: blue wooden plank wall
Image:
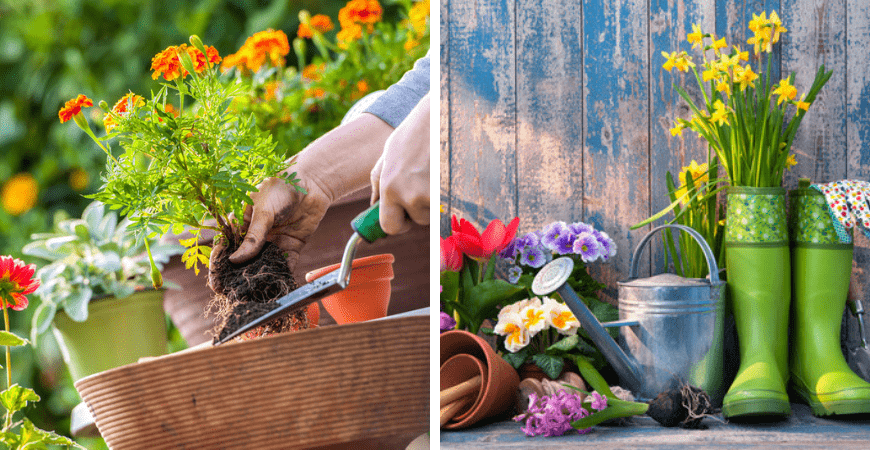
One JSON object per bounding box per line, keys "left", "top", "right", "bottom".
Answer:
{"left": 440, "top": 0, "right": 870, "bottom": 304}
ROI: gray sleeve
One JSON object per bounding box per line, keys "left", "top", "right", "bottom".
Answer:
{"left": 363, "top": 50, "right": 430, "bottom": 128}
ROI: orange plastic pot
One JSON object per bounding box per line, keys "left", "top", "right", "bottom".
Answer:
{"left": 305, "top": 253, "right": 394, "bottom": 324}
{"left": 440, "top": 330, "right": 520, "bottom": 429}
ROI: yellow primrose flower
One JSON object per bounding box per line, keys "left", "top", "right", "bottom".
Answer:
{"left": 785, "top": 153, "right": 798, "bottom": 169}
{"left": 772, "top": 78, "right": 798, "bottom": 104}
{"left": 710, "top": 99, "right": 730, "bottom": 126}
{"left": 543, "top": 297, "right": 579, "bottom": 335}
{"left": 687, "top": 24, "right": 704, "bottom": 49}
{"left": 733, "top": 64, "right": 759, "bottom": 91}
{"left": 794, "top": 94, "right": 810, "bottom": 112}
{"left": 661, "top": 51, "right": 678, "bottom": 72}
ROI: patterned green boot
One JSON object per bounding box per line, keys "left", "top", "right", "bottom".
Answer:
{"left": 722, "top": 187, "right": 791, "bottom": 419}
{"left": 789, "top": 180, "right": 870, "bottom": 416}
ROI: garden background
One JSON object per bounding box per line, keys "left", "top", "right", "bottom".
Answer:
{"left": 0, "top": 0, "right": 427, "bottom": 447}
{"left": 440, "top": 0, "right": 870, "bottom": 303}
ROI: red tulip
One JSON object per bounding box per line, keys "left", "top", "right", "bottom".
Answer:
{"left": 440, "top": 236, "right": 463, "bottom": 272}
{"left": 0, "top": 255, "right": 39, "bottom": 311}
{"left": 450, "top": 215, "right": 520, "bottom": 260}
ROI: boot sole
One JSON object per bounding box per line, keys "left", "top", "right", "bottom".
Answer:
{"left": 791, "top": 384, "right": 870, "bottom": 416}
{"left": 722, "top": 396, "right": 791, "bottom": 419}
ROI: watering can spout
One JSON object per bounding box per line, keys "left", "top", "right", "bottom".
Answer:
{"left": 531, "top": 257, "right": 644, "bottom": 393}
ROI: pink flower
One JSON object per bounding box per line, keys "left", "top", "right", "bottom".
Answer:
{"left": 440, "top": 236, "right": 463, "bottom": 272}
{"left": 450, "top": 215, "right": 520, "bottom": 260}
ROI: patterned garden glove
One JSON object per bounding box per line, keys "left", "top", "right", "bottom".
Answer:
{"left": 811, "top": 180, "right": 870, "bottom": 244}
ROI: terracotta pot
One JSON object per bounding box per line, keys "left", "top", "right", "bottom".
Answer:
{"left": 440, "top": 353, "right": 487, "bottom": 423}
{"left": 305, "top": 254, "right": 394, "bottom": 324}
{"left": 440, "top": 330, "right": 520, "bottom": 429}
{"left": 517, "top": 361, "right": 572, "bottom": 382}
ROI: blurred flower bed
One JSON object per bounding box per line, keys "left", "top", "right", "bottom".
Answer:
{"left": 0, "top": 0, "right": 428, "bottom": 446}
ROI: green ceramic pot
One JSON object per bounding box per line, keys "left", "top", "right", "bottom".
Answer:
{"left": 52, "top": 289, "right": 168, "bottom": 381}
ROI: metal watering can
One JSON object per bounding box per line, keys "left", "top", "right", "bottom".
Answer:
{"left": 532, "top": 224, "right": 726, "bottom": 404}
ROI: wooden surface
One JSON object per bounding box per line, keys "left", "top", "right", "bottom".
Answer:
{"left": 441, "top": 0, "right": 870, "bottom": 303}
{"left": 440, "top": 403, "right": 870, "bottom": 449}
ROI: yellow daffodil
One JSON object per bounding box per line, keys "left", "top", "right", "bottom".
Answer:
{"left": 769, "top": 11, "right": 787, "bottom": 44}
{"left": 785, "top": 153, "right": 798, "bottom": 169}
{"left": 794, "top": 94, "right": 811, "bottom": 112}
{"left": 733, "top": 45, "right": 749, "bottom": 62}
{"left": 702, "top": 65, "right": 721, "bottom": 82}
{"left": 748, "top": 12, "right": 768, "bottom": 33}
{"left": 716, "top": 78, "right": 732, "bottom": 96}
{"left": 772, "top": 78, "right": 797, "bottom": 104}
{"left": 687, "top": 24, "right": 704, "bottom": 49}
{"left": 718, "top": 52, "right": 740, "bottom": 68}
{"left": 661, "top": 51, "right": 678, "bottom": 71}
{"left": 733, "top": 64, "right": 759, "bottom": 91}
{"left": 670, "top": 120, "right": 687, "bottom": 137}
{"left": 674, "top": 52, "right": 695, "bottom": 72}
{"left": 712, "top": 36, "right": 728, "bottom": 54}
{"left": 674, "top": 160, "right": 709, "bottom": 203}
{"left": 710, "top": 99, "right": 729, "bottom": 126}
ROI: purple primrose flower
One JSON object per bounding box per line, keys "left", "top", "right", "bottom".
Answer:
{"left": 540, "top": 221, "right": 569, "bottom": 253}
{"left": 507, "top": 265, "right": 523, "bottom": 284}
{"left": 573, "top": 232, "right": 602, "bottom": 262}
{"left": 440, "top": 311, "right": 456, "bottom": 332}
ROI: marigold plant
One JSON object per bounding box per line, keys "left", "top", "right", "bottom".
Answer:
{"left": 663, "top": 11, "right": 832, "bottom": 188}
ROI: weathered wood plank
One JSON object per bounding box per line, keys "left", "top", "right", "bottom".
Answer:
{"left": 516, "top": 0, "right": 585, "bottom": 234}
{"left": 649, "top": 0, "right": 716, "bottom": 274}
{"left": 583, "top": 0, "right": 650, "bottom": 296}
{"left": 440, "top": 0, "right": 451, "bottom": 235}
{"left": 446, "top": 0, "right": 518, "bottom": 229}
{"left": 781, "top": 0, "right": 847, "bottom": 187}
{"left": 847, "top": 0, "right": 870, "bottom": 312}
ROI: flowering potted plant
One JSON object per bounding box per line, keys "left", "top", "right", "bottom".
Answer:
{"left": 660, "top": 11, "right": 835, "bottom": 419}
{"left": 0, "top": 256, "right": 84, "bottom": 449}
{"left": 22, "top": 201, "right": 179, "bottom": 381}
{"left": 495, "top": 220, "right": 618, "bottom": 377}
{"left": 440, "top": 215, "right": 525, "bottom": 335}
{"left": 222, "top": 0, "right": 429, "bottom": 157}
{"left": 59, "top": 35, "right": 311, "bottom": 341}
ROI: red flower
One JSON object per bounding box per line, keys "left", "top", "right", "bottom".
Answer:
{"left": 58, "top": 95, "right": 93, "bottom": 123}
{"left": 440, "top": 236, "right": 463, "bottom": 272}
{"left": 450, "top": 215, "right": 520, "bottom": 260}
{"left": 0, "top": 255, "right": 39, "bottom": 311}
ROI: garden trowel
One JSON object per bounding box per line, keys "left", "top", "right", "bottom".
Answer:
{"left": 216, "top": 200, "right": 388, "bottom": 344}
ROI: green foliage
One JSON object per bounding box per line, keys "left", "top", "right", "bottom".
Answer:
{"left": 22, "top": 201, "right": 180, "bottom": 341}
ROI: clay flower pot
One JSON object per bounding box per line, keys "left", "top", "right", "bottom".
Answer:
{"left": 440, "top": 353, "right": 487, "bottom": 424}
{"left": 305, "top": 253, "right": 394, "bottom": 324}
{"left": 440, "top": 330, "right": 520, "bottom": 429}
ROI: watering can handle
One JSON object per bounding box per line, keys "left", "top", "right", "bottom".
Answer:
{"left": 628, "top": 224, "right": 721, "bottom": 284}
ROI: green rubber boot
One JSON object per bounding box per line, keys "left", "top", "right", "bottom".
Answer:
{"left": 789, "top": 181, "right": 870, "bottom": 416}
{"left": 722, "top": 187, "right": 791, "bottom": 419}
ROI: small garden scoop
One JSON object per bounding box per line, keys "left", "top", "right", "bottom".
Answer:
{"left": 216, "top": 201, "right": 388, "bottom": 344}
{"left": 532, "top": 224, "right": 726, "bottom": 404}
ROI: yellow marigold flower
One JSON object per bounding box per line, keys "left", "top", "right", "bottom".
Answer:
{"left": 404, "top": 39, "right": 420, "bottom": 51}
{"left": 687, "top": 24, "right": 704, "bottom": 49}
{"left": 785, "top": 153, "right": 797, "bottom": 169}
{"left": 710, "top": 99, "right": 729, "bottom": 126}
{"left": 69, "top": 168, "right": 90, "bottom": 192}
{"left": 1, "top": 173, "right": 38, "bottom": 216}
{"left": 103, "top": 93, "right": 145, "bottom": 132}
{"left": 298, "top": 14, "right": 335, "bottom": 38}
{"left": 772, "top": 78, "right": 797, "bottom": 105}
{"left": 794, "top": 94, "right": 811, "bottom": 112}
{"left": 58, "top": 94, "right": 93, "bottom": 123}
{"left": 733, "top": 64, "right": 759, "bottom": 91}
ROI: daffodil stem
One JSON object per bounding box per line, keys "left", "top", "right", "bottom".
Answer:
{"left": 1, "top": 295, "right": 11, "bottom": 389}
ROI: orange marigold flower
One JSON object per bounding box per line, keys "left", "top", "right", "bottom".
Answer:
{"left": 104, "top": 93, "right": 145, "bottom": 132}
{"left": 58, "top": 94, "right": 93, "bottom": 123}
{"left": 0, "top": 255, "right": 39, "bottom": 311}
{"left": 305, "top": 87, "right": 326, "bottom": 99}
{"left": 222, "top": 29, "right": 290, "bottom": 73}
{"left": 339, "top": 0, "right": 382, "bottom": 29}
{"left": 298, "top": 14, "right": 335, "bottom": 38}
{"left": 302, "top": 63, "right": 325, "bottom": 82}
{"left": 337, "top": 25, "right": 363, "bottom": 47}
{"left": 351, "top": 79, "right": 370, "bottom": 101}
{"left": 151, "top": 44, "right": 220, "bottom": 81}
{"left": 1, "top": 173, "right": 38, "bottom": 216}
{"left": 163, "top": 103, "right": 179, "bottom": 118}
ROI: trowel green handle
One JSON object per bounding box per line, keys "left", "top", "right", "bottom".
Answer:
{"left": 351, "top": 201, "right": 387, "bottom": 243}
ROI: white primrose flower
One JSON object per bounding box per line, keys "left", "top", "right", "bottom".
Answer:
{"left": 494, "top": 311, "right": 530, "bottom": 353}
{"left": 543, "top": 296, "right": 580, "bottom": 336}
{"left": 499, "top": 297, "right": 543, "bottom": 322}
{"left": 519, "top": 302, "right": 549, "bottom": 336}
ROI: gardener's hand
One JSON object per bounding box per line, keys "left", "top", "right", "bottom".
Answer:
{"left": 225, "top": 174, "right": 332, "bottom": 269}
{"left": 370, "top": 93, "right": 430, "bottom": 234}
